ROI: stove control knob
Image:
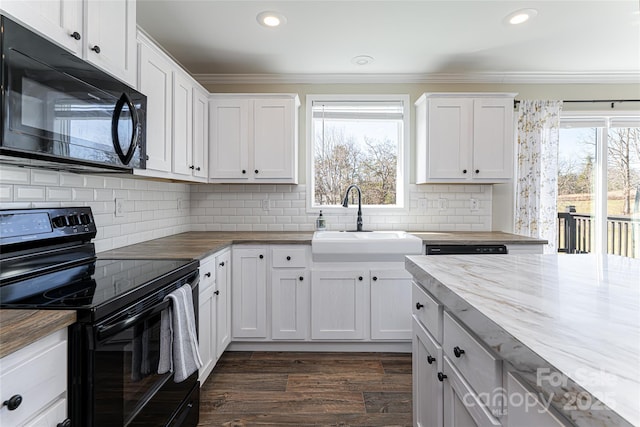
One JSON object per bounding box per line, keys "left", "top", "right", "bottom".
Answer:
{"left": 80, "top": 214, "right": 92, "bottom": 225}
{"left": 57, "top": 419, "right": 71, "bottom": 427}
{"left": 52, "top": 216, "right": 68, "bottom": 228}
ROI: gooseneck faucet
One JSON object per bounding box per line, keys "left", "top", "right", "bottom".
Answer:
{"left": 342, "top": 184, "right": 364, "bottom": 232}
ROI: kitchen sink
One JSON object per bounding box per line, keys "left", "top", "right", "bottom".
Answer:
{"left": 312, "top": 230, "right": 423, "bottom": 262}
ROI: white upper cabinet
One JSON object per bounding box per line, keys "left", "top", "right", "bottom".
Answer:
{"left": 416, "top": 93, "right": 516, "bottom": 183}
{"left": 192, "top": 87, "right": 209, "bottom": 179}
{"left": 137, "top": 36, "right": 173, "bottom": 172}
{"left": 171, "top": 71, "right": 194, "bottom": 176}
{"left": 85, "top": 0, "right": 137, "bottom": 86}
{"left": 0, "top": 0, "right": 83, "bottom": 55}
{"left": 209, "top": 94, "right": 300, "bottom": 184}
{"left": 135, "top": 31, "right": 208, "bottom": 182}
{"left": 209, "top": 98, "right": 250, "bottom": 179}
{"left": 2, "top": 0, "right": 137, "bottom": 87}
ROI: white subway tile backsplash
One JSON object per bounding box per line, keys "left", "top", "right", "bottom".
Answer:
{"left": 15, "top": 186, "right": 46, "bottom": 201}
{"left": 0, "top": 185, "right": 13, "bottom": 201}
{"left": 31, "top": 170, "right": 60, "bottom": 186}
{"left": 2, "top": 168, "right": 493, "bottom": 249}
{"left": 47, "top": 187, "right": 73, "bottom": 201}
{"left": 0, "top": 166, "right": 31, "bottom": 184}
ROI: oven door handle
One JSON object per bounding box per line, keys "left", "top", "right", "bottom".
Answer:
{"left": 96, "top": 299, "right": 170, "bottom": 341}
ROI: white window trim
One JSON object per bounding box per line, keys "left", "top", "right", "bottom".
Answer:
{"left": 305, "top": 94, "right": 410, "bottom": 214}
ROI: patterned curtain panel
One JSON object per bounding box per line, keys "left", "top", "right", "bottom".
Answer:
{"left": 515, "top": 100, "right": 563, "bottom": 254}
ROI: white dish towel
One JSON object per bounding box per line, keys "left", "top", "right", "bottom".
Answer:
{"left": 158, "top": 284, "right": 203, "bottom": 382}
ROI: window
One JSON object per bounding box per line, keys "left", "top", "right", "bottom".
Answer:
{"left": 307, "top": 95, "right": 409, "bottom": 210}
{"left": 557, "top": 113, "right": 640, "bottom": 258}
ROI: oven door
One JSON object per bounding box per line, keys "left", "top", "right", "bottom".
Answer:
{"left": 75, "top": 282, "right": 199, "bottom": 427}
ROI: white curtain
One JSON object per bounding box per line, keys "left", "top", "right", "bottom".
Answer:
{"left": 515, "top": 100, "right": 563, "bottom": 254}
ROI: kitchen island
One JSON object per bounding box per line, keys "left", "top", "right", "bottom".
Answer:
{"left": 406, "top": 253, "right": 639, "bottom": 427}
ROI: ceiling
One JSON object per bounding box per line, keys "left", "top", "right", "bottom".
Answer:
{"left": 136, "top": 0, "right": 640, "bottom": 83}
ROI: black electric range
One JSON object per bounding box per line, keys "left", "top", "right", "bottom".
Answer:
{"left": 0, "top": 207, "right": 200, "bottom": 427}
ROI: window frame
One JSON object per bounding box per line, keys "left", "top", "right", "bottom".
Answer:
{"left": 305, "top": 94, "right": 410, "bottom": 214}
{"left": 559, "top": 110, "right": 640, "bottom": 256}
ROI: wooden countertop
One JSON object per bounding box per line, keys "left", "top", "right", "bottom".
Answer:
{"left": 99, "top": 232, "right": 314, "bottom": 260}
{"left": 410, "top": 230, "right": 547, "bottom": 245}
{"left": 0, "top": 310, "right": 76, "bottom": 358}
{"left": 99, "top": 231, "right": 546, "bottom": 260}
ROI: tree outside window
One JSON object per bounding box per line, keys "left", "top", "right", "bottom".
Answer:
{"left": 309, "top": 96, "right": 408, "bottom": 208}
{"left": 557, "top": 116, "right": 640, "bottom": 258}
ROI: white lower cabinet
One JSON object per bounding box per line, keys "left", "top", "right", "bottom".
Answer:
{"left": 198, "top": 254, "right": 217, "bottom": 383}
{"left": 215, "top": 249, "right": 232, "bottom": 358}
{"left": 22, "top": 398, "right": 66, "bottom": 427}
{"left": 232, "top": 246, "right": 268, "bottom": 339}
{"left": 0, "top": 329, "right": 69, "bottom": 427}
{"left": 311, "top": 269, "right": 367, "bottom": 340}
{"left": 198, "top": 247, "right": 231, "bottom": 384}
{"left": 370, "top": 269, "right": 412, "bottom": 340}
{"left": 442, "top": 357, "right": 501, "bottom": 427}
{"left": 506, "top": 372, "right": 572, "bottom": 427}
{"left": 412, "top": 282, "right": 502, "bottom": 427}
{"left": 271, "top": 269, "right": 310, "bottom": 340}
{"left": 413, "top": 318, "right": 443, "bottom": 427}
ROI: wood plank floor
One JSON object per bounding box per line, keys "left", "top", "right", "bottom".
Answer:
{"left": 198, "top": 351, "right": 413, "bottom": 426}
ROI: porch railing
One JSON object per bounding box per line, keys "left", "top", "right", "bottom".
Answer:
{"left": 557, "top": 212, "right": 639, "bottom": 258}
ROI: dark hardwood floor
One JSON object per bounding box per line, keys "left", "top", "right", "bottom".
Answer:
{"left": 198, "top": 351, "right": 413, "bottom": 426}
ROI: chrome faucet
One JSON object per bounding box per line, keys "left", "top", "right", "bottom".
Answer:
{"left": 342, "top": 184, "right": 364, "bottom": 232}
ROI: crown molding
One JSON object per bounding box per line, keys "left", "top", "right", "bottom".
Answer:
{"left": 193, "top": 71, "right": 640, "bottom": 85}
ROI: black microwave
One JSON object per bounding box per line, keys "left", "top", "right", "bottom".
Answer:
{"left": 0, "top": 15, "right": 146, "bottom": 173}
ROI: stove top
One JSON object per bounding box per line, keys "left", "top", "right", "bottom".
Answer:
{"left": 0, "top": 258, "right": 198, "bottom": 319}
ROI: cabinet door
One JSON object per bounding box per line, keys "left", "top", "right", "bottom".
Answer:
{"left": 138, "top": 40, "right": 173, "bottom": 172}
{"left": 85, "top": 0, "right": 136, "bottom": 86}
{"left": 311, "top": 269, "right": 366, "bottom": 340}
{"left": 413, "top": 319, "right": 443, "bottom": 427}
{"left": 427, "top": 98, "right": 472, "bottom": 179}
{"left": 472, "top": 98, "right": 514, "bottom": 179}
{"left": 198, "top": 284, "right": 216, "bottom": 384}
{"left": 172, "top": 71, "right": 194, "bottom": 176}
{"left": 231, "top": 247, "right": 267, "bottom": 338}
{"left": 192, "top": 87, "right": 209, "bottom": 179}
{"left": 371, "top": 269, "right": 412, "bottom": 340}
{"left": 0, "top": 0, "right": 82, "bottom": 55}
{"left": 209, "top": 98, "right": 250, "bottom": 179}
{"left": 215, "top": 249, "right": 232, "bottom": 357}
{"left": 442, "top": 357, "right": 501, "bottom": 427}
{"left": 253, "top": 99, "right": 295, "bottom": 180}
{"left": 272, "top": 270, "right": 309, "bottom": 340}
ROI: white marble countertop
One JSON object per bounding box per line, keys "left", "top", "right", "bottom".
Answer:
{"left": 405, "top": 254, "right": 640, "bottom": 427}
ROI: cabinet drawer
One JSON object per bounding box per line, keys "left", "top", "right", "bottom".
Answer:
{"left": 0, "top": 330, "right": 67, "bottom": 427}
{"left": 443, "top": 357, "right": 501, "bottom": 426}
{"left": 271, "top": 246, "right": 308, "bottom": 268}
{"left": 443, "top": 312, "right": 502, "bottom": 407}
{"left": 199, "top": 256, "right": 216, "bottom": 292}
{"left": 23, "top": 398, "right": 66, "bottom": 427}
{"left": 412, "top": 281, "right": 442, "bottom": 342}
{"left": 507, "top": 372, "right": 572, "bottom": 427}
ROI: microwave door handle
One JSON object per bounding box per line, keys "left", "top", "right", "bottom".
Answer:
{"left": 96, "top": 299, "right": 170, "bottom": 341}
{"left": 112, "top": 93, "right": 139, "bottom": 165}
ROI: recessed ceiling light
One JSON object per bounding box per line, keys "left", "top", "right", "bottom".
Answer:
{"left": 351, "top": 55, "right": 374, "bottom": 66}
{"left": 506, "top": 8, "right": 538, "bottom": 25}
{"left": 257, "top": 11, "right": 287, "bottom": 28}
